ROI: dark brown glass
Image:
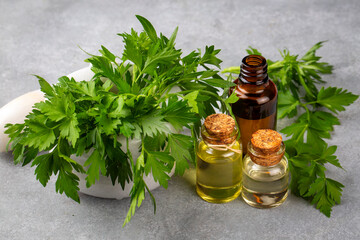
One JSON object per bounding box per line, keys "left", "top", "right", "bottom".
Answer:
{"left": 230, "top": 55, "right": 277, "bottom": 154}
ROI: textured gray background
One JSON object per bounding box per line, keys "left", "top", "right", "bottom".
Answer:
{"left": 1, "top": 0, "right": 360, "bottom": 239}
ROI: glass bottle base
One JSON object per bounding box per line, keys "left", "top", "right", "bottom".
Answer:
{"left": 241, "top": 187, "right": 288, "bottom": 208}
{"left": 196, "top": 183, "right": 242, "bottom": 203}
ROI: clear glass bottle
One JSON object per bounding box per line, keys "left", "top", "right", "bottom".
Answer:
{"left": 196, "top": 113, "right": 243, "bottom": 203}
{"left": 242, "top": 129, "right": 289, "bottom": 208}
{"left": 230, "top": 55, "right": 278, "bottom": 154}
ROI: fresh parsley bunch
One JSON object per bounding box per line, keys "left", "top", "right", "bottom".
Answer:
{"left": 223, "top": 42, "right": 359, "bottom": 217}
{"left": 5, "top": 15, "right": 234, "bottom": 225}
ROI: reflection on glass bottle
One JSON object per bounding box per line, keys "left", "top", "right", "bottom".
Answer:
{"left": 230, "top": 55, "right": 277, "bottom": 154}
{"left": 196, "top": 114, "right": 243, "bottom": 203}
{"left": 242, "top": 129, "right": 289, "bottom": 208}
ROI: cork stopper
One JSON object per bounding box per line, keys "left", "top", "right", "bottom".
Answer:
{"left": 248, "top": 129, "right": 284, "bottom": 166}
{"left": 203, "top": 114, "right": 236, "bottom": 145}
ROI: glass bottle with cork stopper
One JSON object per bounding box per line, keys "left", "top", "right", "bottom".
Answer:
{"left": 230, "top": 55, "right": 278, "bottom": 154}
{"left": 196, "top": 113, "right": 243, "bottom": 203}
{"left": 242, "top": 129, "right": 289, "bottom": 208}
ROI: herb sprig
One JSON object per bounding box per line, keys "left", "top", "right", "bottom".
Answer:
{"left": 5, "top": 16, "right": 234, "bottom": 225}
{"left": 223, "top": 42, "right": 359, "bottom": 217}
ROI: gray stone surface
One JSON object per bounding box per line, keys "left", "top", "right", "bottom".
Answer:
{"left": 1, "top": 0, "right": 359, "bottom": 239}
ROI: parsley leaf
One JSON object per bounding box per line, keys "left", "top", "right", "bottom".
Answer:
{"left": 84, "top": 149, "right": 107, "bottom": 188}
{"left": 144, "top": 151, "right": 173, "bottom": 188}
{"left": 55, "top": 166, "right": 80, "bottom": 203}
{"left": 59, "top": 115, "right": 80, "bottom": 146}
{"left": 136, "top": 15, "right": 158, "bottom": 43}
{"left": 139, "top": 113, "right": 170, "bottom": 137}
{"left": 168, "top": 134, "right": 194, "bottom": 175}
{"left": 32, "top": 153, "right": 53, "bottom": 187}
{"left": 22, "top": 115, "right": 56, "bottom": 151}
{"left": 304, "top": 177, "right": 344, "bottom": 217}
{"left": 161, "top": 98, "right": 198, "bottom": 131}
{"left": 277, "top": 90, "right": 299, "bottom": 119}
{"left": 317, "top": 87, "right": 359, "bottom": 113}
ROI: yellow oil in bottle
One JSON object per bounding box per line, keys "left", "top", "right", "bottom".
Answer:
{"left": 196, "top": 140, "right": 242, "bottom": 203}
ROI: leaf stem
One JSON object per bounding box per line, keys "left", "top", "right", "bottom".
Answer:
{"left": 297, "top": 65, "right": 315, "bottom": 98}
{"left": 126, "top": 137, "right": 135, "bottom": 170}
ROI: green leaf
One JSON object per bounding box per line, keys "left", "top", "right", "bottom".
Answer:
{"left": 301, "top": 42, "right": 332, "bottom": 74}
{"left": 309, "top": 111, "right": 340, "bottom": 132}
{"left": 168, "top": 134, "right": 193, "bottom": 175}
{"left": 320, "top": 145, "right": 343, "bottom": 169}
{"left": 317, "top": 87, "right": 359, "bottom": 113}
{"left": 288, "top": 140, "right": 345, "bottom": 217}
{"left": 143, "top": 134, "right": 166, "bottom": 152}
{"left": 31, "top": 153, "right": 53, "bottom": 187}
{"left": 281, "top": 121, "right": 308, "bottom": 143}
{"left": 35, "top": 75, "right": 54, "bottom": 97}
{"left": 59, "top": 114, "right": 80, "bottom": 146}
{"left": 184, "top": 91, "right": 199, "bottom": 113}
{"left": 304, "top": 177, "right": 344, "bottom": 217}
{"left": 200, "top": 45, "right": 222, "bottom": 68}
{"left": 22, "top": 147, "right": 39, "bottom": 166}
{"left": 108, "top": 96, "right": 131, "bottom": 118}
{"left": 97, "top": 113, "right": 121, "bottom": 135}
{"left": 201, "top": 78, "right": 235, "bottom": 88}
{"left": 221, "top": 66, "right": 240, "bottom": 75}
{"left": 119, "top": 121, "right": 135, "bottom": 138}
{"left": 55, "top": 167, "right": 80, "bottom": 203}
{"left": 103, "top": 137, "right": 132, "bottom": 188}
{"left": 99, "top": 45, "right": 116, "bottom": 62}
{"left": 35, "top": 99, "right": 67, "bottom": 122}
{"left": 139, "top": 113, "right": 170, "bottom": 137}
{"left": 74, "top": 80, "right": 97, "bottom": 98}
{"left": 167, "top": 27, "right": 178, "bottom": 48}
{"left": 123, "top": 178, "right": 145, "bottom": 226}
{"left": 277, "top": 90, "right": 299, "bottom": 119}
{"left": 297, "top": 175, "right": 314, "bottom": 196}
{"left": 162, "top": 99, "right": 198, "bottom": 131}
{"left": 306, "top": 129, "right": 327, "bottom": 150}
{"left": 144, "top": 151, "right": 173, "bottom": 188}
{"left": 4, "top": 123, "right": 24, "bottom": 137}
{"left": 326, "top": 178, "right": 344, "bottom": 204}
{"left": 143, "top": 47, "right": 181, "bottom": 74}
{"left": 136, "top": 15, "right": 157, "bottom": 42}
{"left": 225, "top": 91, "right": 239, "bottom": 104}
{"left": 246, "top": 46, "right": 262, "bottom": 56}
{"left": 84, "top": 149, "right": 107, "bottom": 187}
{"left": 4, "top": 123, "right": 25, "bottom": 154}
{"left": 119, "top": 32, "right": 144, "bottom": 69}
{"left": 135, "top": 151, "right": 145, "bottom": 171}
{"left": 86, "top": 55, "right": 119, "bottom": 81}
{"left": 23, "top": 119, "right": 56, "bottom": 151}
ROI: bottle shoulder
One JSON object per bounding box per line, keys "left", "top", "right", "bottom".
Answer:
{"left": 232, "top": 79, "right": 277, "bottom": 104}
{"left": 197, "top": 140, "right": 242, "bottom": 163}
{"left": 243, "top": 155, "right": 288, "bottom": 181}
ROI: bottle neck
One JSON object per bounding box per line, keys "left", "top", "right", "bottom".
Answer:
{"left": 201, "top": 125, "right": 238, "bottom": 146}
{"left": 239, "top": 55, "right": 268, "bottom": 85}
{"left": 247, "top": 142, "right": 285, "bottom": 167}
{"left": 201, "top": 126, "right": 242, "bottom": 154}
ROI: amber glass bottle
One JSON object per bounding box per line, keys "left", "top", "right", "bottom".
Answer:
{"left": 196, "top": 114, "right": 243, "bottom": 203}
{"left": 230, "top": 55, "right": 277, "bottom": 154}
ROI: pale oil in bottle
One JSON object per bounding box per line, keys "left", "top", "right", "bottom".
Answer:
{"left": 241, "top": 129, "right": 289, "bottom": 208}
